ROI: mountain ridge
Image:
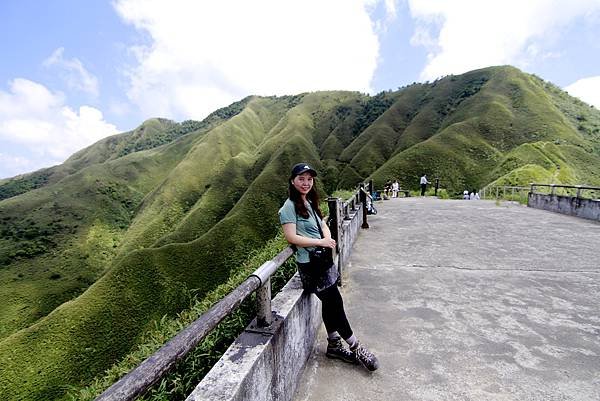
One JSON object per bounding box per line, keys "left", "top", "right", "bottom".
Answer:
{"left": 1, "top": 65, "right": 599, "bottom": 400}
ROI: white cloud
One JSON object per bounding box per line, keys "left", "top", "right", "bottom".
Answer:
{"left": 407, "top": 0, "right": 600, "bottom": 81}
{"left": 114, "top": 0, "right": 381, "bottom": 121}
{"left": 0, "top": 78, "right": 119, "bottom": 178}
{"left": 565, "top": 76, "right": 600, "bottom": 109}
{"left": 0, "top": 78, "right": 64, "bottom": 117}
{"left": 0, "top": 153, "right": 35, "bottom": 179}
{"left": 43, "top": 47, "right": 100, "bottom": 97}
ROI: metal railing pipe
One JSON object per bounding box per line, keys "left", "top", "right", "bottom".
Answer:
{"left": 96, "top": 277, "right": 260, "bottom": 401}
{"left": 529, "top": 183, "right": 600, "bottom": 200}
{"left": 96, "top": 246, "right": 294, "bottom": 401}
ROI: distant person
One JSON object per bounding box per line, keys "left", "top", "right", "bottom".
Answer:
{"left": 384, "top": 180, "right": 392, "bottom": 199}
{"left": 392, "top": 180, "right": 399, "bottom": 198}
{"left": 469, "top": 191, "right": 475, "bottom": 200}
{"left": 279, "top": 162, "right": 379, "bottom": 371}
{"left": 420, "top": 174, "right": 429, "bottom": 196}
{"left": 463, "top": 190, "right": 469, "bottom": 200}
{"left": 474, "top": 192, "right": 480, "bottom": 200}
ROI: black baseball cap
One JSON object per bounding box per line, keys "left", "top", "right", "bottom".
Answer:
{"left": 291, "top": 162, "right": 317, "bottom": 177}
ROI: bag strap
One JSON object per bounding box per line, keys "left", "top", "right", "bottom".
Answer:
{"left": 307, "top": 201, "right": 325, "bottom": 239}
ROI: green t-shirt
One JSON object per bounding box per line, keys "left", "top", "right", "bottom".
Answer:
{"left": 278, "top": 198, "right": 321, "bottom": 263}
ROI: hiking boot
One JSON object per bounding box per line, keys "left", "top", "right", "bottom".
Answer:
{"left": 351, "top": 341, "right": 379, "bottom": 371}
{"left": 326, "top": 338, "right": 357, "bottom": 364}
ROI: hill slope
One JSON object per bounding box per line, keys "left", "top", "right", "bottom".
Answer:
{"left": 1, "top": 66, "right": 599, "bottom": 400}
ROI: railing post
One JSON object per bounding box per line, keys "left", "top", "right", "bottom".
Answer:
{"left": 368, "top": 180, "right": 373, "bottom": 195}
{"left": 576, "top": 186, "right": 582, "bottom": 198}
{"left": 328, "top": 197, "right": 339, "bottom": 245}
{"left": 329, "top": 197, "right": 344, "bottom": 286}
{"left": 359, "top": 184, "right": 369, "bottom": 229}
{"left": 435, "top": 177, "right": 439, "bottom": 196}
{"left": 256, "top": 278, "right": 272, "bottom": 327}
{"left": 551, "top": 184, "right": 556, "bottom": 195}
{"left": 337, "top": 198, "right": 343, "bottom": 236}
{"left": 496, "top": 187, "right": 499, "bottom": 199}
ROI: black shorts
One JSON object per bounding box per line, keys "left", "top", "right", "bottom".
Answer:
{"left": 296, "top": 261, "right": 339, "bottom": 293}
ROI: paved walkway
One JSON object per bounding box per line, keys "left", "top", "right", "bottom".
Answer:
{"left": 294, "top": 198, "right": 600, "bottom": 401}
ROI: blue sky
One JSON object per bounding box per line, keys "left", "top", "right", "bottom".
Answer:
{"left": 1, "top": 0, "right": 600, "bottom": 179}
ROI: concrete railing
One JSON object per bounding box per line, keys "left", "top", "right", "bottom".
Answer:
{"left": 96, "top": 185, "right": 370, "bottom": 401}
{"left": 481, "top": 185, "right": 530, "bottom": 203}
{"left": 187, "top": 195, "right": 367, "bottom": 401}
{"left": 528, "top": 183, "right": 600, "bottom": 221}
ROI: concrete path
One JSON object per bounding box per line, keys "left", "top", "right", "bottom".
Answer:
{"left": 294, "top": 198, "right": 600, "bottom": 401}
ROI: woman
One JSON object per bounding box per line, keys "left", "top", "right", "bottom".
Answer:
{"left": 278, "top": 162, "right": 379, "bottom": 371}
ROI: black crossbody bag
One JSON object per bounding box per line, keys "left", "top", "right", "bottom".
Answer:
{"left": 306, "top": 202, "right": 334, "bottom": 272}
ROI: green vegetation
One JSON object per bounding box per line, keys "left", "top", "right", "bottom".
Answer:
{"left": 331, "top": 189, "right": 358, "bottom": 202}
{"left": 406, "top": 188, "right": 449, "bottom": 198}
{"left": 0, "top": 97, "right": 254, "bottom": 202}
{"left": 114, "top": 119, "right": 203, "bottom": 158}
{"left": 71, "top": 234, "right": 295, "bottom": 401}
{"left": 434, "top": 188, "right": 450, "bottom": 199}
{"left": 1, "top": 65, "right": 600, "bottom": 400}
{"left": 0, "top": 169, "right": 52, "bottom": 201}
{"left": 351, "top": 91, "right": 399, "bottom": 136}
{"left": 366, "top": 66, "right": 600, "bottom": 193}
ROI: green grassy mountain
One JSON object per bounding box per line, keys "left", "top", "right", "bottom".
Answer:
{"left": 1, "top": 66, "right": 599, "bottom": 400}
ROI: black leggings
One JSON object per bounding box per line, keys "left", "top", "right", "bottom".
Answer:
{"left": 315, "top": 284, "right": 353, "bottom": 339}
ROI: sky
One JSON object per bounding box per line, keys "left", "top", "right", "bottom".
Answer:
{"left": 1, "top": 0, "right": 600, "bottom": 179}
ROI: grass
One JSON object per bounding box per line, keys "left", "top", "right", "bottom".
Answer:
{"left": 69, "top": 234, "right": 295, "bottom": 401}
{"left": 482, "top": 187, "right": 530, "bottom": 205}
{"left": 405, "top": 187, "right": 450, "bottom": 198}
{"left": 0, "top": 151, "right": 184, "bottom": 340}
{"left": 331, "top": 189, "right": 358, "bottom": 201}
{"left": 0, "top": 220, "right": 124, "bottom": 339}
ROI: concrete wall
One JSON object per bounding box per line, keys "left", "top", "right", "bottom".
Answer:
{"left": 528, "top": 193, "right": 600, "bottom": 221}
{"left": 186, "top": 275, "right": 320, "bottom": 401}
{"left": 187, "top": 203, "right": 365, "bottom": 401}
{"left": 336, "top": 205, "right": 363, "bottom": 280}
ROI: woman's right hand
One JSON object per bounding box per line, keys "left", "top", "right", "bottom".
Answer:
{"left": 319, "top": 238, "right": 336, "bottom": 249}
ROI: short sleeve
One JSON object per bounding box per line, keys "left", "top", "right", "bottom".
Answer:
{"left": 278, "top": 199, "right": 296, "bottom": 225}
